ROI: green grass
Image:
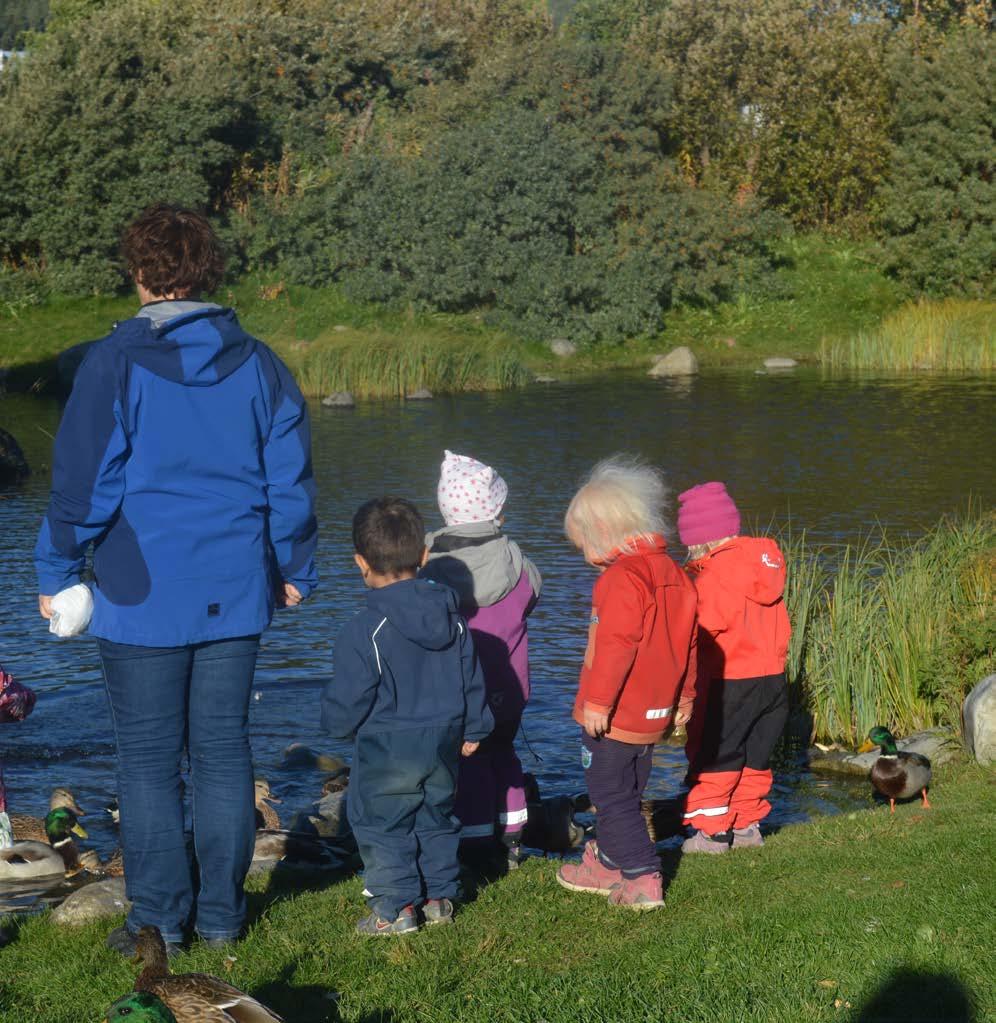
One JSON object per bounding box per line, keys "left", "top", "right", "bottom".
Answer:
{"left": 1, "top": 761, "right": 993, "bottom": 1022}
{"left": 782, "top": 513, "right": 996, "bottom": 746}
{"left": 2, "top": 234, "right": 991, "bottom": 396}
{"left": 821, "top": 298, "right": 996, "bottom": 373}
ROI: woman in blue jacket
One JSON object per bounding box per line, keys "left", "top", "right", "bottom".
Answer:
{"left": 35, "top": 204, "right": 318, "bottom": 953}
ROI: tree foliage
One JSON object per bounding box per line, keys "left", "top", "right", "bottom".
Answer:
{"left": 877, "top": 27, "right": 995, "bottom": 295}
{"left": 0, "top": 0, "right": 47, "bottom": 49}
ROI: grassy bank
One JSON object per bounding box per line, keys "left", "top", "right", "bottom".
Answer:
{"left": 783, "top": 514, "right": 996, "bottom": 746}
{"left": 1, "top": 760, "right": 993, "bottom": 1022}
{"left": 1, "top": 235, "right": 992, "bottom": 398}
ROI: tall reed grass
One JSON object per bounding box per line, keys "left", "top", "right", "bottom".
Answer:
{"left": 290, "top": 335, "right": 529, "bottom": 398}
{"left": 821, "top": 298, "right": 996, "bottom": 372}
{"left": 780, "top": 512, "right": 995, "bottom": 744}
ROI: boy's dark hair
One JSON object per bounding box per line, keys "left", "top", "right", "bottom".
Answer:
{"left": 353, "top": 497, "right": 425, "bottom": 576}
{"left": 121, "top": 203, "right": 225, "bottom": 297}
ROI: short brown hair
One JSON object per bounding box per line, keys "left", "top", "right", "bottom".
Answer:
{"left": 121, "top": 203, "right": 225, "bottom": 297}
{"left": 353, "top": 497, "right": 425, "bottom": 576}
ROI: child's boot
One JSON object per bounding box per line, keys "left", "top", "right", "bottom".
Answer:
{"left": 355, "top": 905, "right": 418, "bottom": 937}
{"left": 422, "top": 898, "right": 455, "bottom": 926}
{"left": 681, "top": 829, "right": 732, "bottom": 854}
{"left": 732, "top": 823, "right": 764, "bottom": 848}
{"left": 556, "top": 841, "right": 622, "bottom": 895}
{"left": 607, "top": 871, "right": 665, "bottom": 910}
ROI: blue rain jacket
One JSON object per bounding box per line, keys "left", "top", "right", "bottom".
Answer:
{"left": 35, "top": 304, "right": 318, "bottom": 646}
{"left": 322, "top": 579, "right": 493, "bottom": 743}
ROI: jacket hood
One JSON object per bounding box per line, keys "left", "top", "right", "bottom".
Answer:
{"left": 126, "top": 304, "right": 257, "bottom": 386}
{"left": 422, "top": 522, "right": 540, "bottom": 608}
{"left": 695, "top": 536, "right": 786, "bottom": 605}
{"left": 367, "top": 578, "right": 460, "bottom": 650}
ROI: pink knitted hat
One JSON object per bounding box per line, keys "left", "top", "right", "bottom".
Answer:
{"left": 677, "top": 482, "right": 741, "bottom": 546}
{"left": 437, "top": 450, "right": 509, "bottom": 526}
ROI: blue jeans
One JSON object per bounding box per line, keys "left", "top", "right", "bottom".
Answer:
{"left": 98, "top": 635, "right": 259, "bottom": 942}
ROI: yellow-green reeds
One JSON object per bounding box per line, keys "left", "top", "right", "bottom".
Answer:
{"left": 821, "top": 298, "right": 996, "bottom": 372}
{"left": 780, "top": 512, "right": 995, "bottom": 744}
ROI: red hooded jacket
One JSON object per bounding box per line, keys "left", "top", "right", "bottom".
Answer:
{"left": 573, "top": 536, "right": 699, "bottom": 744}
{"left": 687, "top": 536, "right": 790, "bottom": 681}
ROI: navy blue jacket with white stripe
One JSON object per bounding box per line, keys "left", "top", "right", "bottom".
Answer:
{"left": 322, "top": 578, "right": 494, "bottom": 743}
{"left": 34, "top": 303, "right": 318, "bottom": 646}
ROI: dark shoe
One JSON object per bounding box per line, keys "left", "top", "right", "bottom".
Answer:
{"left": 106, "top": 925, "right": 181, "bottom": 959}
{"left": 355, "top": 905, "right": 418, "bottom": 937}
{"left": 505, "top": 843, "right": 522, "bottom": 871}
{"left": 422, "top": 898, "right": 454, "bottom": 926}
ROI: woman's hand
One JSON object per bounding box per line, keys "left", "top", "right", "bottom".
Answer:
{"left": 583, "top": 706, "right": 610, "bottom": 738}
{"left": 278, "top": 583, "right": 303, "bottom": 608}
{"left": 38, "top": 595, "right": 54, "bottom": 620}
{"left": 461, "top": 741, "right": 480, "bottom": 757}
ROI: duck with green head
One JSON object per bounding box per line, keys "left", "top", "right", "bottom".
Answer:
{"left": 9, "top": 787, "right": 86, "bottom": 842}
{"left": 104, "top": 992, "right": 177, "bottom": 1023}
{"left": 44, "top": 806, "right": 88, "bottom": 872}
{"left": 862, "top": 726, "right": 932, "bottom": 814}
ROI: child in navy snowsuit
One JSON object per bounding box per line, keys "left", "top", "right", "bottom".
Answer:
{"left": 322, "top": 497, "right": 494, "bottom": 935}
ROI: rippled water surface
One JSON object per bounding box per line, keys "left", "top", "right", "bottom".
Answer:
{"left": 1, "top": 370, "right": 994, "bottom": 871}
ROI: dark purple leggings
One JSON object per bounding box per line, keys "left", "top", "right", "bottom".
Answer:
{"left": 582, "top": 732, "right": 658, "bottom": 878}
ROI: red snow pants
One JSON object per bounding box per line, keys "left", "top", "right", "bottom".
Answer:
{"left": 683, "top": 673, "right": 788, "bottom": 834}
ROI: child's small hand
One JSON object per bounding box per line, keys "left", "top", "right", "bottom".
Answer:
{"left": 674, "top": 709, "right": 691, "bottom": 728}
{"left": 583, "top": 706, "right": 610, "bottom": 738}
{"left": 38, "top": 595, "right": 54, "bottom": 620}
{"left": 461, "top": 741, "right": 480, "bottom": 757}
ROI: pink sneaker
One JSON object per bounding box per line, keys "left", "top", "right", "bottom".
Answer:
{"left": 607, "top": 872, "right": 665, "bottom": 910}
{"left": 556, "top": 842, "right": 622, "bottom": 895}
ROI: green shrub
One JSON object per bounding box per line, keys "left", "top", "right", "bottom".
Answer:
{"left": 876, "top": 27, "right": 995, "bottom": 296}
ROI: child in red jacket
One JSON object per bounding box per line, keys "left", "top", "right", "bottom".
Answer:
{"left": 678, "top": 482, "right": 790, "bottom": 852}
{"left": 557, "top": 457, "right": 698, "bottom": 909}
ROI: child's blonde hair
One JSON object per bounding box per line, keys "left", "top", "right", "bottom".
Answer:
{"left": 565, "top": 455, "right": 669, "bottom": 563}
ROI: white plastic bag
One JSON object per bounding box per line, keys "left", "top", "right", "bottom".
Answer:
{"left": 49, "top": 583, "right": 94, "bottom": 638}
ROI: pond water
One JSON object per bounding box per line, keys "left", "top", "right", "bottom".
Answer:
{"left": 1, "top": 369, "right": 994, "bottom": 897}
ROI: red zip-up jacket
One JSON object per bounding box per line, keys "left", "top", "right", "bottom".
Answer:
{"left": 573, "top": 536, "right": 699, "bottom": 745}
{"left": 687, "top": 536, "right": 790, "bottom": 681}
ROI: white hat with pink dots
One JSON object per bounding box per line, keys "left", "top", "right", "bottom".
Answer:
{"left": 437, "top": 450, "right": 508, "bottom": 526}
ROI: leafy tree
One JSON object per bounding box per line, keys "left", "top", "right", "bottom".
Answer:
{"left": 876, "top": 28, "right": 995, "bottom": 294}
{"left": 0, "top": 0, "right": 48, "bottom": 49}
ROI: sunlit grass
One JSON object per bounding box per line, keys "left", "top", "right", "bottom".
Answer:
{"left": 821, "top": 298, "right": 996, "bottom": 372}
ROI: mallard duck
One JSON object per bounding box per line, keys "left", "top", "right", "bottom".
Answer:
{"left": 43, "top": 807, "right": 89, "bottom": 873}
{"left": 0, "top": 839, "right": 67, "bottom": 879}
{"left": 254, "top": 779, "right": 282, "bottom": 830}
{"left": 862, "top": 726, "right": 932, "bottom": 813}
{"left": 129, "top": 925, "right": 284, "bottom": 1022}
{"left": 79, "top": 846, "right": 125, "bottom": 877}
{"left": 9, "top": 787, "right": 86, "bottom": 842}
{"left": 104, "top": 992, "right": 177, "bottom": 1022}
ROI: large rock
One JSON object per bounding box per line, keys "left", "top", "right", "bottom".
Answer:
{"left": 50, "top": 877, "right": 130, "bottom": 926}
{"left": 0, "top": 428, "right": 29, "bottom": 485}
{"left": 648, "top": 346, "right": 698, "bottom": 378}
{"left": 321, "top": 391, "right": 355, "bottom": 408}
{"left": 290, "top": 789, "right": 351, "bottom": 840}
{"left": 548, "top": 338, "right": 577, "bottom": 358}
{"left": 764, "top": 357, "right": 798, "bottom": 370}
{"left": 963, "top": 674, "right": 996, "bottom": 765}
{"left": 406, "top": 388, "right": 434, "bottom": 401}
{"left": 809, "top": 728, "right": 960, "bottom": 777}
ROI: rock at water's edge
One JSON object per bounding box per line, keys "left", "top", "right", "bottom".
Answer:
{"left": 648, "top": 346, "right": 698, "bottom": 378}
{"left": 764, "top": 357, "right": 798, "bottom": 369}
{"left": 963, "top": 674, "right": 996, "bottom": 765}
{"left": 406, "top": 388, "right": 434, "bottom": 401}
{"left": 534, "top": 375, "right": 558, "bottom": 384}
{"left": 322, "top": 391, "right": 355, "bottom": 408}
{"left": 0, "top": 428, "right": 30, "bottom": 484}
{"left": 548, "top": 338, "right": 577, "bottom": 358}
{"left": 809, "top": 728, "right": 960, "bottom": 777}
{"left": 50, "top": 877, "right": 130, "bottom": 926}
